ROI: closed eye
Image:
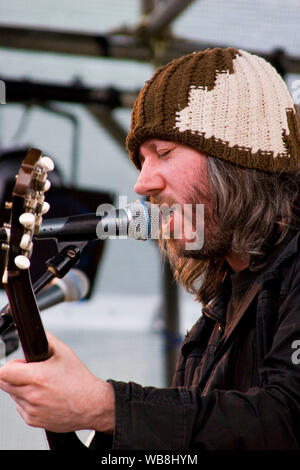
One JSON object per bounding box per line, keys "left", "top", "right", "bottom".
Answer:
{"left": 158, "top": 150, "right": 171, "bottom": 158}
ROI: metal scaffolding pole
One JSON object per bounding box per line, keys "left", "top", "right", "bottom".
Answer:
{"left": 162, "top": 258, "right": 182, "bottom": 386}
{"left": 2, "top": 75, "right": 133, "bottom": 155}
{"left": 140, "top": 0, "right": 156, "bottom": 15}
{"left": 87, "top": 104, "right": 128, "bottom": 152}
{"left": 0, "top": 26, "right": 153, "bottom": 62}
{"left": 137, "top": 0, "right": 197, "bottom": 36}
{"left": 1, "top": 25, "right": 300, "bottom": 73}
{"left": 2, "top": 77, "right": 138, "bottom": 109}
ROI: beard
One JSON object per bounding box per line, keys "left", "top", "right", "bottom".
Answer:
{"left": 151, "top": 185, "right": 232, "bottom": 266}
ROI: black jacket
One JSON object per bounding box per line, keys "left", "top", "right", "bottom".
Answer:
{"left": 94, "top": 230, "right": 300, "bottom": 450}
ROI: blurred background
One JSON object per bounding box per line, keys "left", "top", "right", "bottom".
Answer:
{"left": 0, "top": 0, "right": 299, "bottom": 449}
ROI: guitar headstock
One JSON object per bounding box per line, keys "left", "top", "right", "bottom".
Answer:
{"left": 2, "top": 148, "right": 54, "bottom": 283}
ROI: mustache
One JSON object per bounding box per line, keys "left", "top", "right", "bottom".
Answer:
{"left": 150, "top": 195, "right": 209, "bottom": 208}
{"left": 150, "top": 196, "right": 176, "bottom": 206}
{"left": 149, "top": 179, "right": 211, "bottom": 208}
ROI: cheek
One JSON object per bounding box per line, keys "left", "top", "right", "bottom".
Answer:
{"left": 166, "top": 154, "right": 209, "bottom": 200}
{"left": 180, "top": 160, "right": 207, "bottom": 183}
{"left": 167, "top": 167, "right": 195, "bottom": 189}
{"left": 178, "top": 171, "right": 209, "bottom": 202}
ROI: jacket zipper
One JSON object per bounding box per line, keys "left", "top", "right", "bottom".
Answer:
{"left": 202, "top": 309, "right": 225, "bottom": 341}
{"left": 202, "top": 308, "right": 225, "bottom": 337}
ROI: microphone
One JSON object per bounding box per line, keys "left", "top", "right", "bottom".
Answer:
{"left": 0, "top": 268, "right": 90, "bottom": 349}
{"left": 0, "top": 200, "right": 160, "bottom": 243}
{"left": 35, "top": 268, "right": 90, "bottom": 310}
{"left": 35, "top": 200, "right": 160, "bottom": 242}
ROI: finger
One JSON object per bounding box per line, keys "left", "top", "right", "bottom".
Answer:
{"left": 0, "top": 380, "right": 25, "bottom": 401}
{"left": 0, "top": 358, "right": 26, "bottom": 368}
{"left": 15, "top": 399, "right": 27, "bottom": 418}
{"left": 14, "top": 395, "right": 33, "bottom": 411}
{"left": 1, "top": 357, "right": 26, "bottom": 368}
{"left": 0, "top": 379, "right": 9, "bottom": 393}
{"left": 0, "top": 361, "right": 33, "bottom": 385}
{"left": 14, "top": 399, "right": 38, "bottom": 428}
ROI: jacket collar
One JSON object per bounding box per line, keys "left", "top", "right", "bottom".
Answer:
{"left": 202, "top": 273, "right": 231, "bottom": 325}
{"left": 261, "top": 229, "right": 300, "bottom": 280}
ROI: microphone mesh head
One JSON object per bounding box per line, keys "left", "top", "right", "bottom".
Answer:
{"left": 127, "top": 200, "right": 161, "bottom": 240}
{"left": 64, "top": 269, "right": 90, "bottom": 301}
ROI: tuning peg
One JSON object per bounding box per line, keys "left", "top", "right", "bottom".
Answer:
{"left": 4, "top": 202, "right": 12, "bottom": 210}
{"left": 44, "top": 180, "right": 51, "bottom": 192}
{"left": 1, "top": 243, "right": 9, "bottom": 250}
{"left": 19, "top": 212, "right": 35, "bottom": 228}
{"left": 14, "top": 255, "right": 30, "bottom": 270}
{"left": 42, "top": 201, "right": 50, "bottom": 214}
{"left": 20, "top": 234, "right": 32, "bottom": 251}
{"left": 40, "top": 156, "right": 55, "bottom": 172}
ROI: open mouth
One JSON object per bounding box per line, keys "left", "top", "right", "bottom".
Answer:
{"left": 161, "top": 211, "right": 175, "bottom": 238}
{"left": 160, "top": 205, "right": 203, "bottom": 244}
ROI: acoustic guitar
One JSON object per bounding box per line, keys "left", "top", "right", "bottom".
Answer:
{"left": 2, "top": 148, "right": 89, "bottom": 450}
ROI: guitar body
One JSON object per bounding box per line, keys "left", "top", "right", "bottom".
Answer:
{"left": 2, "top": 148, "right": 88, "bottom": 450}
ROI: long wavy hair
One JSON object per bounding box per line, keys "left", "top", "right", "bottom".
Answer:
{"left": 159, "top": 156, "right": 300, "bottom": 307}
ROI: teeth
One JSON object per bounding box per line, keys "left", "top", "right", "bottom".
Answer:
{"left": 14, "top": 255, "right": 30, "bottom": 270}
{"left": 19, "top": 212, "right": 35, "bottom": 228}
{"left": 161, "top": 213, "right": 174, "bottom": 236}
{"left": 40, "top": 156, "right": 55, "bottom": 172}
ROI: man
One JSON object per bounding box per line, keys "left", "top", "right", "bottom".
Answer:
{"left": 1, "top": 47, "right": 300, "bottom": 450}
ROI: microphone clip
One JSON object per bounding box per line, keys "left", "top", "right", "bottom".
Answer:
{"left": 46, "top": 243, "right": 84, "bottom": 279}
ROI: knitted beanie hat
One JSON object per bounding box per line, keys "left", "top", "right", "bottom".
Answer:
{"left": 126, "top": 47, "right": 300, "bottom": 173}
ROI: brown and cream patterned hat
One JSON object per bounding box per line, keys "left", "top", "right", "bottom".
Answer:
{"left": 126, "top": 48, "right": 300, "bottom": 173}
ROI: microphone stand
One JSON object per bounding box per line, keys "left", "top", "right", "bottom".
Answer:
{"left": 0, "top": 242, "right": 87, "bottom": 356}
{"left": 33, "top": 243, "right": 86, "bottom": 292}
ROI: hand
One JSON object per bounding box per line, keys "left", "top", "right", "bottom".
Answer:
{"left": 0, "top": 331, "right": 115, "bottom": 433}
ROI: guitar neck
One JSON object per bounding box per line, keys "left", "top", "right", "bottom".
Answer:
{"left": 5, "top": 268, "right": 89, "bottom": 450}
{"left": 5, "top": 269, "right": 51, "bottom": 363}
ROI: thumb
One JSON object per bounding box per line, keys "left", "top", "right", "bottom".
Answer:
{"left": 6, "top": 358, "right": 26, "bottom": 364}
{"left": 0, "top": 359, "right": 30, "bottom": 385}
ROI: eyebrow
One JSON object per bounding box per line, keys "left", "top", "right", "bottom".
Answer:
{"left": 155, "top": 142, "right": 176, "bottom": 151}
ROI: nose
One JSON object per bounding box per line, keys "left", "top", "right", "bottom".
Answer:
{"left": 133, "top": 159, "right": 165, "bottom": 196}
